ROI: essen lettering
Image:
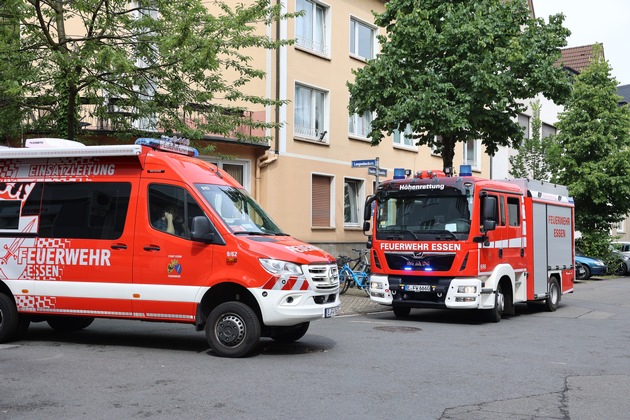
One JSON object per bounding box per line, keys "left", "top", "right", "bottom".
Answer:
{"left": 380, "top": 243, "right": 461, "bottom": 251}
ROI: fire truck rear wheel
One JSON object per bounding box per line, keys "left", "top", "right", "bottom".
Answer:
{"left": 545, "top": 279, "right": 560, "bottom": 312}
{"left": 0, "top": 293, "right": 19, "bottom": 343}
{"left": 206, "top": 301, "right": 261, "bottom": 358}
{"left": 270, "top": 322, "right": 310, "bottom": 343}
{"left": 47, "top": 316, "right": 94, "bottom": 332}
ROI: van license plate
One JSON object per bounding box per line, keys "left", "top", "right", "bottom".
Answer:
{"left": 325, "top": 305, "right": 340, "bottom": 318}
{"left": 406, "top": 284, "right": 431, "bottom": 292}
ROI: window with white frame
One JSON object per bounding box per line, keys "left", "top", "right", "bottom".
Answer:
{"left": 393, "top": 124, "right": 414, "bottom": 147}
{"left": 463, "top": 139, "right": 481, "bottom": 171}
{"left": 350, "top": 17, "right": 375, "bottom": 60}
{"left": 312, "top": 174, "right": 333, "bottom": 227}
{"left": 295, "top": 83, "right": 328, "bottom": 141}
{"left": 344, "top": 178, "right": 363, "bottom": 226}
{"left": 204, "top": 158, "right": 251, "bottom": 191}
{"left": 349, "top": 110, "right": 373, "bottom": 138}
{"left": 295, "top": 0, "right": 329, "bottom": 56}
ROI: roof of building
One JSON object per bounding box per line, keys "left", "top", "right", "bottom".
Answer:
{"left": 618, "top": 84, "right": 630, "bottom": 105}
{"left": 559, "top": 44, "right": 605, "bottom": 74}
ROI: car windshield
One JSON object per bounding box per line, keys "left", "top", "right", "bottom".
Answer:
{"left": 195, "top": 184, "right": 286, "bottom": 235}
{"left": 375, "top": 187, "right": 472, "bottom": 241}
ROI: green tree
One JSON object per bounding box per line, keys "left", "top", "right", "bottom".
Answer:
{"left": 0, "top": 0, "right": 25, "bottom": 143}
{"left": 509, "top": 101, "right": 553, "bottom": 180}
{"left": 348, "top": 0, "right": 571, "bottom": 171}
{"left": 0, "top": 0, "right": 292, "bottom": 142}
{"left": 549, "top": 53, "right": 630, "bottom": 257}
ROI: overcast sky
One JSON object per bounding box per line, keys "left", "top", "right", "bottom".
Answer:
{"left": 533, "top": 0, "right": 630, "bottom": 86}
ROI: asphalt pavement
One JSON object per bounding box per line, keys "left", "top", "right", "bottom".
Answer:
{"left": 338, "top": 286, "right": 389, "bottom": 315}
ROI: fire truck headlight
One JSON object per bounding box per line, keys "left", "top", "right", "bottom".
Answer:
{"left": 458, "top": 286, "right": 477, "bottom": 294}
{"left": 371, "top": 281, "right": 384, "bottom": 290}
{"left": 259, "top": 259, "right": 303, "bottom": 275}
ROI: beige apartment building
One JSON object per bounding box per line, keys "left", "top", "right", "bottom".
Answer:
{"left": 208, "top": 0, "right": 490, "bottom": 255}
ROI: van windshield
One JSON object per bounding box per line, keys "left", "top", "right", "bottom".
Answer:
{"left": 196, "top": 184, "right": 286, "bottom": 235}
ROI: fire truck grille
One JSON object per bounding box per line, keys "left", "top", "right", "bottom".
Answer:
{"left": 385, "top": 252, "right": 456, "bottom": 272}
{"left": 304, "top": 264, "right": 339, "bottom": 291}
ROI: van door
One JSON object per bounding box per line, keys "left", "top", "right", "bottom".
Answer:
{"left": 28, "top": 181, "right": 135, "bottom": 316}
{"left": 133, "top": 181, "right": 215, "bottom": 321}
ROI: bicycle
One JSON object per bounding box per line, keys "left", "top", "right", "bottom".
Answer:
{"left": 336, "top": 249, "right": 371, "bottom": 295}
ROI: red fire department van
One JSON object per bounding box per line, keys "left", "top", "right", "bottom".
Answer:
{"left": 365, "top": 166, "right": 574, "bottom": 322}
{"left": 0, "top": 137, "right": 339, "bottom": 357}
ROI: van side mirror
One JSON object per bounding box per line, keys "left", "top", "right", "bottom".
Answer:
{"left": 191, "top": 216, "right": 224, "bottom": 244}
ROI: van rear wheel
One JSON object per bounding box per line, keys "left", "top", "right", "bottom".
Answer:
{"left": 0, "top": 293, "right": 19, "bottom": 343}
{"left": 206, "top": 302, "right": 261, "bottom": 358}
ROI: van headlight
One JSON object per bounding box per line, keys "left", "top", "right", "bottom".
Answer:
{"left": 259, "top": 258, "right": 303, "bottom": 275}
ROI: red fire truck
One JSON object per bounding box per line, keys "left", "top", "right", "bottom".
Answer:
{"left": 365, "top": 166, "right": 574, "bottom": 322}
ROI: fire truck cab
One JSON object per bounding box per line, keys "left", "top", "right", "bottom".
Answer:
{"left": 0, "top": 137, "right": 339, "bottom": 357}
{"left": 365, "top": 166, "right": 574, "bottom": 322}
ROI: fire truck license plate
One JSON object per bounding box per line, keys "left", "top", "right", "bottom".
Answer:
{"left": 406, "top": 284, "right": 431, "bottom": 292}
{"left": 325, "top": 305, "right": 340, "bottom": 318}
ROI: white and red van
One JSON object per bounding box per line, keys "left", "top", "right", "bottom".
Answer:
{"left": 0, "top": 137, "right": 340, "bottom": 357}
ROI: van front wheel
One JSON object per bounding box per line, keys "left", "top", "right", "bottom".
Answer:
{"left": 206, "top": 302, "right": 261, "bottom": 358}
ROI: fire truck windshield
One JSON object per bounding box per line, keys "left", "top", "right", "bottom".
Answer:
{"left": 196, "top": 184, "right": 286, "bottom": 235}
{"left": 375, "top": 187, "right": 472, "bottom": 241}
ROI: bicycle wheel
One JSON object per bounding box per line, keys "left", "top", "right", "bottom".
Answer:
{"left": 339, "top": 268, "right": 351, "bottom": 295}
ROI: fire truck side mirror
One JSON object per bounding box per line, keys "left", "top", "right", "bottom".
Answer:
{"left": 364, "top": 195, "right": 375, "bottom": 221}
{"left": 481, "top": 195, "right": 497, "bottom": 232}
{"left": 363, "top": 221, "right": 371, "bottom": 232}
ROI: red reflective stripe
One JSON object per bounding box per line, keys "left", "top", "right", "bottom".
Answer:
{"left": 282, "top": 278, "right": 296, "bottom": 290}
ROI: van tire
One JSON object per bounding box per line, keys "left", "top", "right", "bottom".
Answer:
{"left": 270, "top": 322, "right": 310, "bottom": 343}
{"left": 206, "top": 302, "right": 261, "bottom": 358}
{"left": 0, "top": 294, "right": 19, "bottom": 343}
{"left": 47, "top": 316, "right": 94, "bottom": 332}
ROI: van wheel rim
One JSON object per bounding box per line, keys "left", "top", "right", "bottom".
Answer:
{"left": 215, "top": 314, "right": 245, "bottom": 347}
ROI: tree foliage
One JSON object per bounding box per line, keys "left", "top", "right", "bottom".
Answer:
{"left": 549, "top": 54, "right": 630, "bottom": 250}
{"left": 348, "top": 0, "right": 571, "bottom": 171}
{"left": 0, "top": 1, "right": 25, "bottom": 142}
{"left": 508, "top": 100, "right": 553, "bottom": 180}
{"left": 0, "top": 0, "right": 292, "bottom": 142}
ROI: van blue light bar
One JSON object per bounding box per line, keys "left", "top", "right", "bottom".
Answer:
{"left": 135, "top": 138, "right": 199, "bottom": 157}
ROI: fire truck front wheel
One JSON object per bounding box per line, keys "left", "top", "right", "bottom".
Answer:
{"left": 206, "top": 301, "right": 261, "bottom": 358}
{"left": 47, "top": 316, "right": 94, "bottom": 332}
{"left": 393, "top": 306, "right": 411, "bottom": 318}
{"left": 269, "top": 322, "right": 310, "bottom": 343}
{"left": 486, "top": 284, "right": 504, "bottom": 323}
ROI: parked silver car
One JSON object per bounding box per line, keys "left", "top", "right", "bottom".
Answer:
{"left": 612, "top": 241, "right": 630, "bottom": 276}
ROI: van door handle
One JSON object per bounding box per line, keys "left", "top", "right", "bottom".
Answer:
{"left": 143, "top": 245, "right": 161, "bottom": 252}
{"left": 111, "top": 243, "right": 128, "bottom": 250}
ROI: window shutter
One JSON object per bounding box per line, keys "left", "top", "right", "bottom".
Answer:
{"left": 312, "top": 175, "right": 331, "bottom": 227}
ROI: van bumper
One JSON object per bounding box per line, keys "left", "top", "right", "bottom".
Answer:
{"left": 251, "top": 288, "right": 340, "bottom": 326}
